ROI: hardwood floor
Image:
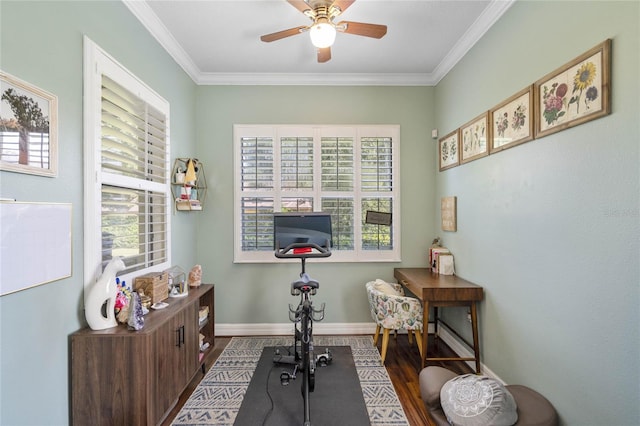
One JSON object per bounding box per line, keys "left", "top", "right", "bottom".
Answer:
{"left": 162, "top": 334, "right": 473, "bottom": 426}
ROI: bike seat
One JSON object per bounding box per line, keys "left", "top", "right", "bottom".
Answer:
{"left": 292, "top": 279, "right": 319, "bottom": 291}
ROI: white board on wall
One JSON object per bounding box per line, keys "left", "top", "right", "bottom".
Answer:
{"left": 0, "top": 201, "right": 72, "bottom": 296}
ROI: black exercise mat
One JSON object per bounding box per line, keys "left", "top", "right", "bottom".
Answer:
{"left": 233, "top": 346, "right": 370, "bottom": 426}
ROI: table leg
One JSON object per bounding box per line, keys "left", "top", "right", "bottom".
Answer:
{"left": 470, "top": 302, "right": 481, "bottom": 373}
{"left": 421, "top": 300, "right": 429, "bottom": 369}
{"left": 434, "top": 306, "right": 439, "bottom": 338}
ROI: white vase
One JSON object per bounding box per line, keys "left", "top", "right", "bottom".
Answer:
{"left": 85, "top": 257, "right": 126, "bottom": 330}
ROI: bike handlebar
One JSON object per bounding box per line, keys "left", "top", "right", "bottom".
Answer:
{"left": 274, "top": 241, "right": 332, "bottom": 259}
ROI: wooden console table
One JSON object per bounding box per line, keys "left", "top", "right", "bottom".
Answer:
{"left": 394, "top": 268, "right": 483, "bottom": 372}
{"left": 71, "top": 284, "right": 215, "bottom": 426}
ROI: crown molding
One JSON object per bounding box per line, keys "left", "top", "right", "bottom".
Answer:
{"left": 123, "top": 0, "right": 515, "bottom": 86}
{"left": 431, "top": 0, "right": 515, "bottom": 84}
{"left": 122, "top": 0, "right": 202, "bottom": 81}
{"left": 195, "top": 71, "right": 437, "bottom": 86}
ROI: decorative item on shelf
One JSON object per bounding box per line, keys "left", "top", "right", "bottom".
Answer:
{"left": 166, "top": 265, "right": 188, "bottom": 297}
{"left": 115, "top": 278, "right": 131, "bottom": 324}
{"left": 185, "top": 158, "right": 197, "bottom": 185}
{"left": 138, "top": 289, "right": 152, "bottom": 311}
{"left": 115, "top": 279, "right": 132, "bottom": 323}
{"left": 134, "top": 271, "right": 169, "bottom": 304}
{"left": 84, "top": 257, "right": 125, "bottom": 330}
{"left": 188, "top": 264, "right": 202, "bottom": 287}
{"left": 199, "top": 306, "right": 209, "bottom": 326}
{"left": 175, "top": 167, "right": 185, "bottom": 184}
{"left": 428, "top": 238, "right": 451, "bottom": 273}
{"left": 438, "top": 253, "right": 455, "bottom": 275}
{"left": 127, "top": 292, "right": 145, "bottom": 331}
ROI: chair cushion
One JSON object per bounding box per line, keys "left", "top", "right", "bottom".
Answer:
{"left": 441, "top": 374, "right": 518, "bottom": 426}
{"left": 372, "top": 279, "right": 403, "bottom": 296}
{"left": 507, "top": 385, "right": 558, "bottom": 426}
{"left": 420, "top": 366, "right": 459, "bottom": 411}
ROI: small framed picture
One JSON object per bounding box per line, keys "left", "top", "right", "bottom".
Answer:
{"left": 460, "top": 112, "right": 489, "bottom": 164}
{"left": 490, "top": 85, "right": 534, "bottom": 153}
{"left": 534, "top": 39, "right": 611, "bottom": 139}
{"left": 0, "top": 71, "right": 58, "bottom": 177}
{"left": 441, "top": 196, "right": 457, "bottom": 232}
{"left": 438, "top": 129, "right": 460, "bottom": 171}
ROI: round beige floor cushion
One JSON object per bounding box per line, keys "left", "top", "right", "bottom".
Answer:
{"left": 440, "top": 374, "right": 518, "bottom": 426}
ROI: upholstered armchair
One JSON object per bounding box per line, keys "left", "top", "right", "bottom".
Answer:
{"left": 365, "top": 280, "right": 424, "bottom": 364}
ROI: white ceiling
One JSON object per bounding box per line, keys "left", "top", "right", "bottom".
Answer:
{"left": 124, "top": 0, "right": 514, "bottom": 85}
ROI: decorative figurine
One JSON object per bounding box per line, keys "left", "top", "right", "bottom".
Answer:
{"left": 85, "top": 257, "right": 125, "bottom": 330}
{"left": 127, "top": 292, "right": 145, "bottom": 331}
{"left": 188, "top": 264, "right": 202, "bottom": 287}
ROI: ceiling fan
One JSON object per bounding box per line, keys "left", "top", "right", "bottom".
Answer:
{"left": 260, "top": 0, "right": 387, "bottom": 63}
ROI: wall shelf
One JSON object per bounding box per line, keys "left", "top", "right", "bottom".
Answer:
{"left": 171, "top": 158, "right": 207, "bottom": 211}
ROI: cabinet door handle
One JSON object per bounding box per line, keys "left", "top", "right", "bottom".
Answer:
{"left": 176, "top": 327, "right": 181, "bottom": 347}
{"left": 180, "top": 325, "right": 185, "bottom": 346}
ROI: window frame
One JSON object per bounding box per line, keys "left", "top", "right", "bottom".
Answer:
{"left": 233, "top": 124, "right": 401, "bottom": 263}
{"left": 83, "top": 37, "right": 171, "bottom": 286}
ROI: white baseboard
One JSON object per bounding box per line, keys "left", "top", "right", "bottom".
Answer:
{"left": 215, "top": 322, "right": 438, "bottom": 337}
{"left": 435, "top": 321, "right": 503, "bottom": 383}
{"left": 216, "top": 321, "right": 503, "bottom": 382}
{"left": 215, "top": 322, "right": 378, "bottom": 336}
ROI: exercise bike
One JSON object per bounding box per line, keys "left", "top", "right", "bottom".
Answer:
{"left": 273, "top": 240, "right": 332, "bottom": 426}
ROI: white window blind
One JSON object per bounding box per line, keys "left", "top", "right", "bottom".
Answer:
{"left": 234, "top": 125, "right": 400, "bottom": 263}
{"left": 84, "top": 38, "right": 171, "bottom": 283}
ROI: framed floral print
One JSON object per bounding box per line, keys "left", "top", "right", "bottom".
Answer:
{"left": 490, "top": 85, "right": 534, "bottom": 153}
{"left": 0, "top": 71, "right": 58, "bottom": 177}
{"left": 460, "top": 112, "right": 489, "bottom": 164}
{"left": 438, "top": 129, "right": 460, "bottom": 171}
{"left": 534, "top": 39, "right": 611, "bottom": 139}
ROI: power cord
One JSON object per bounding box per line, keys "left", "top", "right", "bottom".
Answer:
{"left": 260, "top": 364, "right": 276, "bottom": 426}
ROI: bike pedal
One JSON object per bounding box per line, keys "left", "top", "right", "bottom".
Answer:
{"left": 280, "top": 372, "right": 291, "bottom": 386}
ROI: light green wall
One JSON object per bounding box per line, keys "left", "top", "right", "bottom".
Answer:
{"left": 194, "top": 85, "right": 436, "bottom": 324}
{"left": 0, "top": 1, "right": 197, "bottom": 425}
{"left": 1, "top": 1, "right": 638, "bottom": 425}
{"left": 434, "top": 1, "right": 639, "bottom": 425}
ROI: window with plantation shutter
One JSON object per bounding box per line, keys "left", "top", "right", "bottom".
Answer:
{"left": 234, "top": 125, "right": 400, "bottom": 263}
{"left": 84, "top": 38, "right": 171, "bottom": 283}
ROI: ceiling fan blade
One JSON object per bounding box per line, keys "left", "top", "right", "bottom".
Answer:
{"left": 260, "top": 26, "right": 308, "bottom": 42}
{"left": 331, "top": 0, "right": 355, "bottom": 14}
{"left": 337, "top": 21, "right": 387, "bottom": 38}
{"left": 287, "top": 0, "right": 312, "bottom": 14}
{"left": 317, "top": 47, "right": 331, "bottom": 63}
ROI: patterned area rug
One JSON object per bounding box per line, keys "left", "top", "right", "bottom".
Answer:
{"left": 172, "top": 335, "right": 409, "bottom": 425}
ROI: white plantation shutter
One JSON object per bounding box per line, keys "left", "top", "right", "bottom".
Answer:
{"left": 240, "top": 136, "right": 274, "bottom": 251}
{"left": 99, "top": 76, "right": 169, "bottom": 274}
{"left": 361, "top": 137, "right": 393, "bottom": 250}
{"left": 84, "top": 38, "right": 171, "bottom": 282}
{"left": 234, "top": 125, "right": 400, "bottom": 263}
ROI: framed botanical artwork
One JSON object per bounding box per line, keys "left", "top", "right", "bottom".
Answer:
{"left": 460, "top": 112, "right": 489, "bottom": 164}
{"left": 534, "top": 39, "right": 611, "bottom": 139}
{"left": 0, "top": 71, "right": 58, "bottom": 177}
{"left": 438, "top": 129, "right": 460, "bottom": 171}
{"left": 490, "top": 85, "right": 534, "bottom": 153}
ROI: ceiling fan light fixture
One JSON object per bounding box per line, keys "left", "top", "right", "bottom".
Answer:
{"left": 309, "top": 22, "right": 336, "bottom": 48}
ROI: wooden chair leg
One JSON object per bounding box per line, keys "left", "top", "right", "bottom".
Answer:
{"left": 414, "top": 328, "right": 423, "bottom": 359}
{"left": 407, "top": 329, "right": 413, "bottom": 344}
{"left": 381, "top": 328, "right": 391, "bottom": 365}
{"left": 373, "top": 324, "right": 381, "bottom": 346}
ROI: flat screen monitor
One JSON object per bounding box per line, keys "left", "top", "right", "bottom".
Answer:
{"left": 273, "top": 212, "right": 332, "bottom": 251}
